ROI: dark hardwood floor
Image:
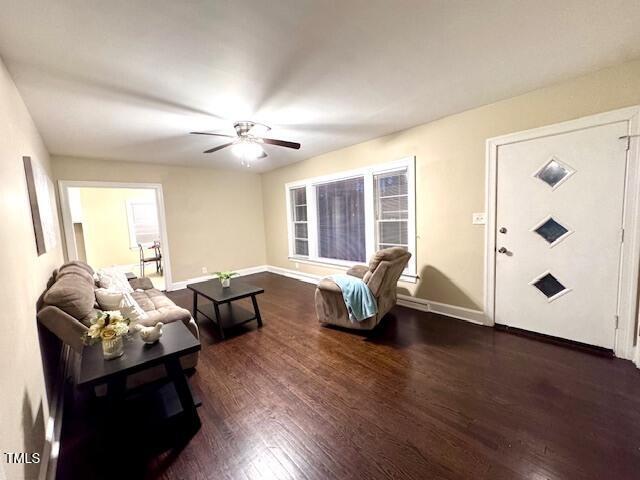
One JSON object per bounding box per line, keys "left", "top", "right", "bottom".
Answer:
{"left": 58, "top": 272, "right": 640, "bottom": 479}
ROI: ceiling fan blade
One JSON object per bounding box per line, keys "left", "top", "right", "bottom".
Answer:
{"left": 260, "top": 138, "right": 301, "bottom": 150}
{"left": 203, "top": 142, "right": 234, "bottom": 154}
{"left": 190, "top": 131, "right": 235, "bottom": 138}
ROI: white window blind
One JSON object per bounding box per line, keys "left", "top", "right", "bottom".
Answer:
{"left": 316, "top": 177, "right": 366, "bottom": 262}
{"left": 127, "top": 201, "right": 160, "bottom": 247}
{"left": 290, "top": 187, "right": 309, "bottom": 256}
{"left": 374, "top": 169, "right": 409, "bottom": 251}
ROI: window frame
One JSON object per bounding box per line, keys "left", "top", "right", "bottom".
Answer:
{"left": 289, "top": 186, "right": 309, "bottom": 256}
{"left": 374, "top": 169, "right": 411, "bottom": 252}
{"left": 285, "top": 157, "right": 416, "bottom": 280}
{"left": 126, "top": 199, "right": 161, "bottom": 249}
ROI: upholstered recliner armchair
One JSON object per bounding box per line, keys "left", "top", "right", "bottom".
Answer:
{"left": 315, "top": 247, "right": 412, "bottom": 330}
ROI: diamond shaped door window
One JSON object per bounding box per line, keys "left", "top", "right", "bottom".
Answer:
{"left": 531, "top": 272, "right": 571, "bottom": 302}
{"left": 532, "top": 217, "right": 572, "bottom": 246}
{"left": 534, "top": 157, "right": 575, "bottom": 189}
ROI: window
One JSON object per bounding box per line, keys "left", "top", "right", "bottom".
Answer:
{"left": 290, "top": 187, "right": 308, "bottom": 256}
{"left": 316, "top": 177, "right": 366, "bottom": 262}
{"left": 374, "top": 171, "right": 409, "bottom": 251}
{"left": 286, "top": 158, "right": 416, "bottom": 278}
{"left": 534, "top": 157, "right": 575, "bottom": 189}
{"left": 126, "top": 200, "right": 160, "bottom": 248}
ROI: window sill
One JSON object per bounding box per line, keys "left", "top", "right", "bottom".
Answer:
{"left": 287, "top": 256, "right": 418, "bottom": 284}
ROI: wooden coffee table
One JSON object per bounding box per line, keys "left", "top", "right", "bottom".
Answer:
{"left": 187, "top": 279, "right": 264, "bottom": 339}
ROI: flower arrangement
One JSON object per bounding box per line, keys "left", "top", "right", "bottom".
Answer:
{"left": 84, "top": 311, "right": 132, "bottom": 359}
{"left": 85, "top": 310, "right": 131, "bottom": 342}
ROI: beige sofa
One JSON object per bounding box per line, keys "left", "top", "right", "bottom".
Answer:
{"left": 315, "top": 247, "right": 411, "bottom": 330}
{"left": 37, "top": 261, "right": 199, "bottom": 381}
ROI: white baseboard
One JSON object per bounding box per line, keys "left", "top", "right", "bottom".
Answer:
{"left": 166, "top": 265, "right": 268, "bottom": 291}
{"left": 166, "top": 264, "right": 487, "bottom": 326}
{"left": 266, "top": 265, "right": 487, "bottom": 326}
{"left": 396, "top": 294, "right": 430, "bottom": 312}
{"left": 266, "top": 265, "right": 322, "bottom": 285}
{"left": 395, "top": 295, "right": 487, "bottom": 325}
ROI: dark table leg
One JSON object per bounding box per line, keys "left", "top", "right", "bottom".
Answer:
{"left": 192, "top": 291, "right": 198, "bottom": 319}
{"left": 100, "top": 376, "right": 127, "bottom": 443}
{"left": 106, "top": 376, "right": 127, "bottom": 411}
{"left": 251, "top": 294, "right": 263, "bottom": 327}
{"left": 165, "top": 357, "right": 200, "bottom": 430}
{"left": 213, "top": 302, "right": 225, "bottom": 339}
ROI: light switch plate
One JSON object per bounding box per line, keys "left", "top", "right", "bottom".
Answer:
{"left": 472, "top": 212, "right": 486, "bottom": 225}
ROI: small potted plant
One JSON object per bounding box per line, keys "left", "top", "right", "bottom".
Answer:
{"left": 84, "top": 310, "right": 132, "bottom": 359}
{"left": 215, "top": 271, "right": 237, "bottom": 288}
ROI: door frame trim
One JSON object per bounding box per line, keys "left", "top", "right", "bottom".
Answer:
{"left": 57, "top": 180, "right": 173, "bottom": 289}
{"left": 485, "top": 106, "right": 640, "bottom": 360}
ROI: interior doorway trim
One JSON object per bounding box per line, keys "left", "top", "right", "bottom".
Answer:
{"left": 57, "top": 180, "right": 173, "bottom": 290}
{"left": 484, "top": 106, "right": 640, "bottom": 360}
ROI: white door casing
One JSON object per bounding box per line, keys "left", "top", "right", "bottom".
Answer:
{"left": 57, "top": 180, "right": 174, "bottom": 290}
{"left": 485, "top": 106, "right": 640, "bottom": 359}
{"left": 495, "top": 121, "right": 628, "bottom": 348}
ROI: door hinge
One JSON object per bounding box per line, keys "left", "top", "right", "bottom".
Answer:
{"left": 614, "top": 314, "right": 619, "bottom": 329}
{"left": 621, "top": 228, "right": 625, "bottom": 243}
{"left": 619, "top": 134, "right": 639, "bottom": 151}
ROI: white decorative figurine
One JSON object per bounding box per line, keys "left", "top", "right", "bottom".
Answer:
{"left": 135, "top": 322, "right": 164, "bottom": 344}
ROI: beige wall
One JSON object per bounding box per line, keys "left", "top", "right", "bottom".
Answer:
{"left": 0, "top": 57, "right": 64, "bottom": 480}
{"left": 77, "top": 187, "right": 156, "bottom": 270}
{"left": 52, "top": 157, "right": 267, "bottom": 283}
{"left": 47, "top": 59, "right": 640, "bottom": 312}
{"left": 261, "top": 58, "right": 640, "bottom": 310}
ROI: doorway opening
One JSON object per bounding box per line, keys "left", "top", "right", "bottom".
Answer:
{"left": 59, "top": 182, "right": 171, "bottom": 291}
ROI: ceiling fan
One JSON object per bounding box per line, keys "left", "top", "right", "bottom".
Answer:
{"left": 190, "top": 121, "right": 300, "bottom": 163}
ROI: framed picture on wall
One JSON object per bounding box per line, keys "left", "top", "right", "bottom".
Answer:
{"left": 23, "top": 156, "right": 58, "bottom": 256}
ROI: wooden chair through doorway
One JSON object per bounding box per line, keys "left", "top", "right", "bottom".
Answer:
{"left": 138, "top": 241, "right": 162, "bottom": 277}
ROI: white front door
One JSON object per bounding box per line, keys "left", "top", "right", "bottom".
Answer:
{"left": 494, "top": 121, "right": 629, "bottom": 349}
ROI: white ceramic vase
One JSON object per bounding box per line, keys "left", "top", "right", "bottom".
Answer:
{"left": 221, "top": 278, "right": 230, "bottom": 288}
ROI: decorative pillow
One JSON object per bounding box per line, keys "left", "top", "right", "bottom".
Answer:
{"left": 94, "top": 288, "right": 124, "bottom": 311}
{"left": 96, "top": 268, "right": 133, "bottom": 293}
{"left": 44, "top": 276, "right": 95, "bottom": 319}
{"left": 61, "top": 260, "right": 94, "bottom": 276}
{"left": 56, "top": 265, "right": 94, "bottom": 286}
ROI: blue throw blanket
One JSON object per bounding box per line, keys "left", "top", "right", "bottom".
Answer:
{"left": 328, "top": 274, "right": 377, "bottom": 322}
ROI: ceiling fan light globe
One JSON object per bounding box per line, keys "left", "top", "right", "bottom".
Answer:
{"left": 231, "top": 141, "right": 263, "bottom": 161}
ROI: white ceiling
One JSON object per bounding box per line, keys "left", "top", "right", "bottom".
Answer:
{"left": 1, "top": 1, "right": 640, "bottom": 172}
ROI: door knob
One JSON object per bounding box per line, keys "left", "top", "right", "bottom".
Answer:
{"left": 498, "top": 247, "right": 508, "bottom": 254}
